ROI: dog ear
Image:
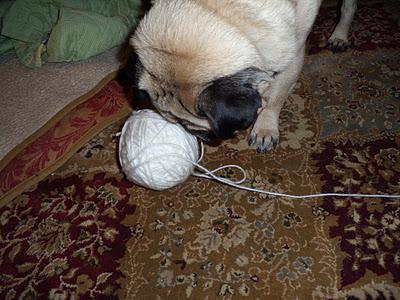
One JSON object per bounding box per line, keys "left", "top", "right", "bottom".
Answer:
{"left": 197, "top": 67, "right": 266, "bottom": 139}
{"left": 117, "top": 50, "right": 151, "bottom": 103}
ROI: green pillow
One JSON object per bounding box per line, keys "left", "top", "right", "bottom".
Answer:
{"left": 0, "top": 36, "right": 13, "bottom": 55}
{"left": 0, "top": 0, "right": 14, "bottom": 54}
{"left": 47, "top": 7, "right": 135, "bottom": 62}
{"left": 1, "top": 0, "right": 141, "bottom": 67}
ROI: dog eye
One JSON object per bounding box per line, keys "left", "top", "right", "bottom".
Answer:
{"left": 134, "top": 88, "right": 151, "bottom": 102}
{"left": 196, "top": 103, "right": 207, "bottom": 118}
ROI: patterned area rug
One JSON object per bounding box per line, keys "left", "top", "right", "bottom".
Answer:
{"left": 0, "top": 1, "right": 399, "bottom": 299}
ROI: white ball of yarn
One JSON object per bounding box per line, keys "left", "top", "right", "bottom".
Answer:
{"left": 119, "top": 109, "right": 199, "bottom": 190}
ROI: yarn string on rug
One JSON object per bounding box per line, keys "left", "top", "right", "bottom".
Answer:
{"left": 191, "top": 141, "right": 400, "bottom": 200}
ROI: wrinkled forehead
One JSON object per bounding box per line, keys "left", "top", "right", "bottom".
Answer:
{"left": 135, "top": 46, "right": 210, "bottom": 91}
{"left": 131, "top": 39, "right": 262, "bottom": 91}
{"left": 137, "top": 64, "right": 204, "bottom": 117}
{"left": 136, "top": 48, "right": 173, "bottom": 81}
{"left": 132, "top": 49, "right": 206, "bottom": 111}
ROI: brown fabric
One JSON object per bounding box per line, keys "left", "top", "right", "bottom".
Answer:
{"left": 0, "top": 48, "right": 120, "bottom": 161}
{"left": 0, "top": 75, "right": 132, "bottom": 208}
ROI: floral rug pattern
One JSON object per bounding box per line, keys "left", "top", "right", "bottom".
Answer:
{"left": 1, "top": 1, "right": 400, "bottom": 299}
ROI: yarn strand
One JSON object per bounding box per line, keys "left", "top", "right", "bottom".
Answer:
{"left": 191, "top": 141, "right": 400, "bottom": 199}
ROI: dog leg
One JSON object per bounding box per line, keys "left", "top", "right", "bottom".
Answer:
{"left": 248, "top": 46, "right": 305, "bottom": 153}
{"left": 327, "top": 0, "right": 357, "bottom": 52}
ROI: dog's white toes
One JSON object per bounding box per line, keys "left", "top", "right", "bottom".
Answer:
{"left": 326, "top": 38, "right": 350, "bottom": 52}
{"left": 248, "top": 129, "right": 279, "bottom": 153}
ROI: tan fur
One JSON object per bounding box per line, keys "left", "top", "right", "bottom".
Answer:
{"left": 130, "top": 0, "right": 323, "bottom": 149}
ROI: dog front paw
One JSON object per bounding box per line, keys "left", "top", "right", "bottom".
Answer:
{"left": 248, "top": 128, "right": 279, "bottom": 153}
{"left": 326, "top": 37, "right": 350, "bottom": 52}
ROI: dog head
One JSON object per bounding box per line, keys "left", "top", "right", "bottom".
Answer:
{"left": 123, "top": 0, "right": 276, "bottom": 140}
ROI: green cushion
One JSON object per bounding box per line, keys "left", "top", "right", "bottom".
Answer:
{"left": 47, "top": 8, "right": 134, "bottom": 62}
{"left": 0, "top": 36, "right": 13, "bottom": 55}
{"left": 0, "top": 1, "right": 17, "bottom": 55}
{"left": 0, "top": 0, "right": 141, "bottom": 67}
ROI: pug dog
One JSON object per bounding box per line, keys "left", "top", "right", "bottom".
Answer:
{"left": 122, "top": 0, "right": 323, "bottom": 152}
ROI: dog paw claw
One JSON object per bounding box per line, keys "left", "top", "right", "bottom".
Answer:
{"left": 326, "top": 38, "right": 350, "bottom": 52}
{"left": 248, "top": 131, "right": 279, "bottom": 154}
